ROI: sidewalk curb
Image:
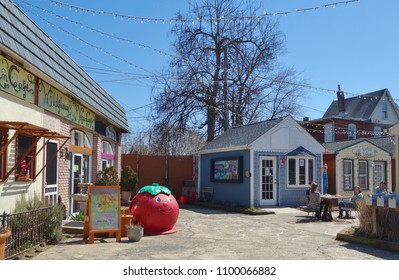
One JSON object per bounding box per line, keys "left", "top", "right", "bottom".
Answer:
{"left": 336, "top": 229, "right": 399, "bottom": 253}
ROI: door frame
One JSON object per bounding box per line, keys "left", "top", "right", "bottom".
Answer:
{"left": 44, "top": 140, "right": 58, "bottom": 205}
{"left": 259, "top": 156, "right": 277, "bottom": 206}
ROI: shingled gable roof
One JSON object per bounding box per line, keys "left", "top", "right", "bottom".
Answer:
{"left": 323, "top": 88, "right": 393, "bottom": 121}
{"left": 198, "top": 116, "right": 286, "bottom": 153}
{"left": 322, "top": 136, "right": 394, "bottom": 155}
{"left": 0, "top": 1, "right": 129, "bottom": 132}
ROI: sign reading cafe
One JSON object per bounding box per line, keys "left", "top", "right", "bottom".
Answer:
{"left": 352, "top": 146, "right": 378, "bottom": 158}
{"left": 0, "top": 55, "right": 35, "bottom": 103}
{"left": 38, "top": 80, "right": 95, "bottom": 130}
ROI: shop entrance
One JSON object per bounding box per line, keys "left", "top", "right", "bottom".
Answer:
{"left": 260, "top": 156, "right": 277, "bottom": 206}
{"left": 373, "top": 162, "right": 386, "bottom": 190}
{"left": 69, "top": 153, "right": 91, "bottom": 214}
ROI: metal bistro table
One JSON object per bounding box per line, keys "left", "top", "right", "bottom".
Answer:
{"left": 320, "top": 194, "right": 351, "bottom": 214}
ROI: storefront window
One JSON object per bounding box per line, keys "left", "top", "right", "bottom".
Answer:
{"left": 343, "top": 159, "right": 353, "bottom": 190}
{"left": 71, "top": 129, "right": 91, "bottom": 149}
{"left": 101, "top": 140, "right": 114, "bottom": 170}
{"left": 288, "top": 157, "right": 315, "bottom": 187}
{"left": 16, "top": 135, "right": 36, "bottom": 181}
{"left": 358, "top": 160, "right": 368, "bottom": 189}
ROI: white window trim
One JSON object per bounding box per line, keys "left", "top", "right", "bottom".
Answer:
{"left": 343, "top": 159, "right": 354, "bottom": 190}
{"left": 287, "top": 156, "right": 315, "bottom": 188}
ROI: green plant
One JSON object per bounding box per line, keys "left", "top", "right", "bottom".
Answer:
{"left": 70, "top": 211, "right": 85, "bottom": 221}
{"left": 95, "top": 166, "right": 119, "bottom": 186}
{"left": 120, "top": 165, "right": 138, "bottom": 192}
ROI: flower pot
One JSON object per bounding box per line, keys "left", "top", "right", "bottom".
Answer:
{"left": 0, "top": 230, "right": 11, "bottom": 260}
{"left": 121, "top": 191, "right": 132, "bottom": 202}
{"left": 127, "top": 226, "right": 143, "bottom": 242}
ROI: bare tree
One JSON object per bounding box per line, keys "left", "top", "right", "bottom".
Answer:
{"left": 153, "top": 0, "right": 306, "bottom": 142}
{"left": 121, "top": 125, "right": 206, "bottom": 156}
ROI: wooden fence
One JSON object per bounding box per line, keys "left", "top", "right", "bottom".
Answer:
{"left": 121, "top": 153, "right": 195, "bottom": 198}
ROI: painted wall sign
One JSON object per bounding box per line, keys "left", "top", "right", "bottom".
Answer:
{"left": 352, "top": 146, "right": 378, "bottom": 158}
{"left": 38, "top": 80, "right": 95, "bottom": 130}
{"left": 0, "top": 55, "right": 35, "bottom": 103}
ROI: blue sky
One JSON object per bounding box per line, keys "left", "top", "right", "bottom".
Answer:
{"left": 13, "top": 0, "right": 399, "bottom": 131}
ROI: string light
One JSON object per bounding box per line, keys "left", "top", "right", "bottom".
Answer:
{"left": 45, "top": 0, "right": 360, "bottom": 25}
{"left": 14, "top": 0, "right": 399, "bottom": 126}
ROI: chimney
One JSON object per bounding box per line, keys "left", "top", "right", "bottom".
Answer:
{"left": 337, "top": 84, "right": 346, "bottom": 113}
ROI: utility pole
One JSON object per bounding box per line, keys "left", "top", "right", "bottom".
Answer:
{"left": 223, "top": 44, "right": 229, "bottom": 131}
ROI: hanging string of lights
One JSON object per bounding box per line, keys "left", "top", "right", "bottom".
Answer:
{"left": 14, "top": 0, "right": 399, "bottom": 126}
{"left": 48, "top": 0, "right": 360, "bottom": 24}
{"left": 17, "top": 0, "right": 398, "bottom": 104}
{"left": 17, "top": 1, "right": 175, "bottom": 60}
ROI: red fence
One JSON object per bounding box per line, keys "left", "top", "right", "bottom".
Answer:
{"left": 121, "top": 153, "right": 195, "bottom": 198}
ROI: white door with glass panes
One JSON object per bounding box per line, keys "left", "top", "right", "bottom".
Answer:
{"left": 260, "top": 156, "right": 277, "bottom": 206}
{"left": 373, "top": 162, "right": 385, "bottom": 190}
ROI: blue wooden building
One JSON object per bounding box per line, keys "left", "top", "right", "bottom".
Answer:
{"left": 197, "top": 115, "right": 325, "bottom": 208}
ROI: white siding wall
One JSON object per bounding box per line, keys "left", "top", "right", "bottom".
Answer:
{"left": 0, "top": 94, "right": 45, "bottom": 213}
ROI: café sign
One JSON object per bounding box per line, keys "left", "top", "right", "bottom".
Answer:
{"left": 38, "top": 80, "right": 95, "bottom": 130}
{"left": 352, "top": 146, "right": 378, "bottom": 158}
{"left": 0, "top": 55, "right": 35, "bottom": 103}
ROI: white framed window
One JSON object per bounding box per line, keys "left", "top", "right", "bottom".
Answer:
{"left": 287, "top": 157, "right": 315, "bottom": 188}
{"left": 374, "top": 126, "right": 382, "bottom": 137}
{"left": 324, "top": 123, "right": 333, "bottom": 143}
{"left": 358, "top": 160, "right": 368, "bottom": 189}
{"left": 343, "top": 159, "right": 353, "bottom": 190}
{"left": 382, "top": 102, "right": 388, "bottom": 119}
{"left": 101, "top": 140, "right": 114, "bottom": 170}
{"left": 348, "top": 124, "right": 356, "bottom": 140}
{"left": 71, "top": 129, "right": 92, "bottom": 149}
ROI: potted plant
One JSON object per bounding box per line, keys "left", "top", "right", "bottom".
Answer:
{"left": 126, "top": 223, "right": 143, "bottom": 242}
{"left": 0, "top": 226, "right": 11, "bottom": 260}
{"left": 120, "top": 165, "right": 138, "bottom": 202}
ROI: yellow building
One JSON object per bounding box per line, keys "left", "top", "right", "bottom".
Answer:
{"left": 323, "top": 137, "right": 394, "bottom": 196}
{"left": 0, "top": 1, "right": 129, "bottom": 214}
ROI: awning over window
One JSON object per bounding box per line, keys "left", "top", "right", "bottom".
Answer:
{"left": 0, "top": 121, "right": 70, "bottom": 181}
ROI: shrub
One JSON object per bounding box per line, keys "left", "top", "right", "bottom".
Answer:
{"left": 96, "top": 166, "right": 119, "bottom": 186}
{"left": 120, "top": 165, "right": 138, "bottom": 192}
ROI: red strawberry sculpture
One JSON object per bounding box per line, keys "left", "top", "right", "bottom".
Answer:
{"left": 129, "top": 183, "right": 179, "bottom": 235}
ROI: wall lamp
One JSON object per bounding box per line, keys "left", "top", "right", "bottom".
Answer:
{"left": 59, "top": 147, "right": 69, "bottom": 160}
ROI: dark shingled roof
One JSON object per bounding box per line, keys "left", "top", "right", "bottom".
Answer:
{"left": 323, "top": 136, "right": 395, "bottom": 155}
{"left": 199, "top": 117, "right": 286, "bottom": 152}
{"left": 323, "top": 89, "right": 388, "bottom": 121}
{"left": 0, "top": 1, "right": 129, "bottom": 132}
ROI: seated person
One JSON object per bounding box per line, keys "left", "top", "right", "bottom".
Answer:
{"left": 308, "top": 182, "right": 329, "bottom": 219}
{"left": 337, "top": 185, "right": 363, "bottom": 219}
{"left": 374, "top": 181, "right": 387, "bottom": 195}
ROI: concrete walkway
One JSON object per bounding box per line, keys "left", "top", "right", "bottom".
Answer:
{"left": 33, "top": 205, "right": 399, "bottom": 260}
